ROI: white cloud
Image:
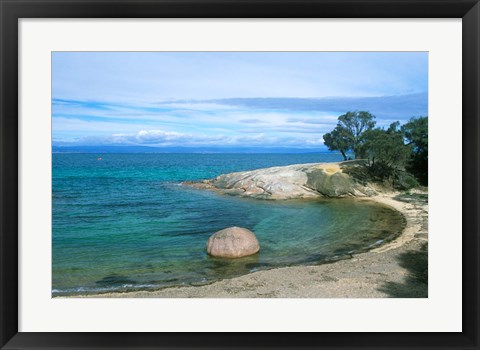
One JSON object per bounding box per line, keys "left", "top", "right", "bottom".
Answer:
{"left": 56, "top": 129, "right": 325, "bottom": 149}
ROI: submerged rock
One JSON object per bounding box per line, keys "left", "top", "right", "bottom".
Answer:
{"left": 206, "top": 227, "right": 260, "bottom": 258}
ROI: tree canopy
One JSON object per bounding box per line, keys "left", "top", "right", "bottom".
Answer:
{"left": 322, "top": 126, "right": 351, "bottom": 161}
{"left": 323, "top": 111, "right": 376, "bottom": 160}
{"left": 402, "top": 116, "right": 428, "bottom": 185}
{"left": 360, "top": 122, "right": 412, "bottom": 183}
{"left": 323, "top": 112, "right": 428, "bottom": 188}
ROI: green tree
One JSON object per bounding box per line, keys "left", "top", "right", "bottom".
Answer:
{"left": 402, "top": 116, "right": 428, "bottom": 185}
{"left": 361, "top": 122, "right": 412, "bottom": 183}
{"left": 323, "top": 111, "right": 376, "bottom": 159}
{"left": 323, "top": 126, "right": 351, "bottom": 161}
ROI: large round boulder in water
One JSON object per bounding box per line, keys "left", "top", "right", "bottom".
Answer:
{"left": 206, "top": 227, "right": 260, "bottom": 258}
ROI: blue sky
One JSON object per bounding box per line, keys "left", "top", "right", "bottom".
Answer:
{"left": 52, "top": 52, "right": 428, "bottom": 149}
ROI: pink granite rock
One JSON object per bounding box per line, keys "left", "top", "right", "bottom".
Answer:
{"left": 206, "top": 227, "right": 260, "bottom": 258}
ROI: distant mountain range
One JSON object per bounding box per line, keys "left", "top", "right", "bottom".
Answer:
{"left": 52, "top": 145, "right": 329, "bottom": 154}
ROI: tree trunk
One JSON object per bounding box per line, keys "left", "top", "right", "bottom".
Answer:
{"left": 353, "top": 147, "right": 359, "bottom": 159}
{"left": 340, "top": 150, "right": 347, "bottom": 161}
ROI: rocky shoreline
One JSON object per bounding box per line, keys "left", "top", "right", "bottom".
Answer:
{"left": 186, "top": 160, "right": 377, "bottom": 200}
{"left": 68, "top": 162, "right": 428, "bottom": 298}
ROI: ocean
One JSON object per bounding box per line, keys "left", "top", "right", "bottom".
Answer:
{"left": 52, "top": 153, "right": 404, "bottom": 296}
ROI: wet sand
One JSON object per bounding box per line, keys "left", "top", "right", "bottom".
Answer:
{"left": 72, "top": 190, "right": 428, "bottom": 298}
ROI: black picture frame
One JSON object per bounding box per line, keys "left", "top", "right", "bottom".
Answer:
{"left": 1, "top": 0, "right": 479, "bottom": 349}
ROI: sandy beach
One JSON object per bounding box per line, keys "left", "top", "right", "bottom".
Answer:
{"left": 73, "top": 190, "right": 428, "bottom": 298}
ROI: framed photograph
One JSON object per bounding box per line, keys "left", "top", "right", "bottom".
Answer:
{"left": 1, "top": 0, "right": 478, "bottom": 349}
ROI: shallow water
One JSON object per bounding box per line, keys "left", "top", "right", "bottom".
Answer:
{"left": 52, "top": 153, "right": 405, "bottom": 296}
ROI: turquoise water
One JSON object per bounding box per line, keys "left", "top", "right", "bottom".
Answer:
{"left": 52, "top": 153, "right": 405, "bottom": 296}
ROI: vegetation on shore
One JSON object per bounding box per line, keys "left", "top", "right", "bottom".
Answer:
{"left": 323, "top": 111, "right": 428, "bottom": 188}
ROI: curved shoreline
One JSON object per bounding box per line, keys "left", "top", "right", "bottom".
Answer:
{"left": 68, "top": 190, "right": 427, "bottom": 298}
